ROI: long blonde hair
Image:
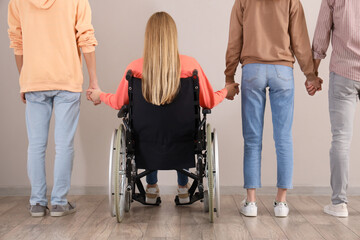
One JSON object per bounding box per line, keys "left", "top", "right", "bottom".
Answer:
{"left": 142, "top": 12, "right": 181, "bottom": 106}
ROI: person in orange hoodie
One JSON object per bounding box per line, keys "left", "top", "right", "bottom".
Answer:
{"left": 8, "top": 0, "right": 99, "bottom": 217}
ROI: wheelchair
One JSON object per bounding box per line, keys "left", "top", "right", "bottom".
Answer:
{"left": 108, "top": 69, "right": 220, "bottom": 223}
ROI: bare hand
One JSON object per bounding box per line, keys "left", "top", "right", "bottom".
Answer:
{"left": 87, "top": 81, "right": 101, "bottom": 105}
{"left": 20, "top": 92, "right": 26, "bottom": 104}
{"left": 305, "top": 76, "right": 323, "bottom": 96}
{"left": 225, "top": 82, "right": 240, "bottom": 100}
{"left": 87, "top": 88, "right": 102, "bottom": 105}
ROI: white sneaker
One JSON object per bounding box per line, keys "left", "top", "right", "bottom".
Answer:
{"left": 274, "top": 201, "right": 289, "bottom": 217}
{"left": 324, "top": 203, "right": 348, "bottom": 218}
{"left": 145, "top": 186, "right": 159, "bottom": 204}
{"left": 240, "top": 199, "right": 257, "bottom": 217}
{"left": 177, "top": 185, "right": 190, "bottom": 204}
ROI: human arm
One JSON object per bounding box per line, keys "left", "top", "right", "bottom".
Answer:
{"left": 289, "top": 0, "right": 323, "bottom": 92}
{"left": 76, "top": 0, "right": 99, "bottom": 103}
{"left": 88, "top": 69, "right": 130, "bottom": 110}
{"left": 312, "top": 0, "right": 333, "bottom": 62}
{"left": 306, "top": 0, "right": 333, "bottom": 96}
{"left": 224, "top": 0, "right": 243, "bottom": 86}
{"left": 199, "top": 66, "right": 239, "bottom": 109}
{"left": 8, "top": 1, "right": 25, "bottom": 103}
{"left": 83, "top": 51, "right": 100, "bottom": 104}
{"left": 14, "top": 54, "right": 26, "bottom": 103}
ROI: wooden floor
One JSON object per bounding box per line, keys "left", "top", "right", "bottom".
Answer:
{"left": 1, "top": 195, "right": 360, "bottom": 240}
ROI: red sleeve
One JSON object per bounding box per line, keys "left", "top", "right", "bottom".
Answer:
{"left": 100, "top": 59, "right": 143, "bottom": 110}
{"left": 100, "top": 71, "right": 129, "bottom": 110}
{"left": 198, "top": 65, "right": 228, "bottom": 109}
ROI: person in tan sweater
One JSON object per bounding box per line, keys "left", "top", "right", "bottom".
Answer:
{"left": 8, "top": 0, "right": 99, "bottom": 217}
{"left": 225, "top": 0, "right": 322, "bottom": 217}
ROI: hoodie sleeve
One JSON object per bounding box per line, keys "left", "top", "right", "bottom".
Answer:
{"left": 8, "top": 0, "right": 23, "bottom": 55}
{"left": 75, "top": 0, "right": 98, "bottom": 53}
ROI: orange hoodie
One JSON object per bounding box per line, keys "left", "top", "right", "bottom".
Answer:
{"left": 8, "top": 0, "right": 97, "bottom": 93}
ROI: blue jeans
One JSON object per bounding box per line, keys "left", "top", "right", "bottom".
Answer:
{"left": 25, "top": 91, "right": 81, "bottom": 206}
{"left": 146, "top": 170, "right": 189, "bottom": 186}
{"left": 241, "top": 64, "right": 294, "bottom": 189}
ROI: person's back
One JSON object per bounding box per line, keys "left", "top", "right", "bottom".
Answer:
{"left": 225, "top": 0, "right": 317, "bottom": 83}
{"left": 8, "top": 0, "right": 99, "bottom": 217}
{"left": 8, "top": 0, "right": 97, "bottom": 92}
{"left": 313, "top": 0, "right": 360, "bottom": 81}
{"left": 89, "top": 12, "right": 239, "bottom": 205}
{"left": 312, "top": 0, "right": 360, "bottom": 218}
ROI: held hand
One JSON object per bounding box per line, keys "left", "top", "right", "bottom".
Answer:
{"left": 305, "top": 83, "right": 317, "bottom": 96}
{"left": 86, "top": 80, "right": 100, "bottom": 101}
{"left": 87, "top": 88, "right": 102, "bottom": 106}
{"left": 20, "top": 92, "right": 26, "bottom": 104}
{"left": 305, "top": 76, "right": 323, "bottom": 96}
{"left": 225, "top": 82, "right": 240, "bottom": 100}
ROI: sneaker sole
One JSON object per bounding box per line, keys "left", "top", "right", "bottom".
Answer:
{"left": 145, "top": 197, "right": 158, "bottom": 204}
{"left": 178, "top": 196, "right": 190, "bottom": 204}
{"left": 240, "top": 210, "right": 257, "bottom": 217}
{"left": 50, "top": 209, "right": 76, "bottom": 217}
{"left": 275, "top": 209, "right": 289, "bottom": 217}
{"left": 275, "top": 213, "right": 288, "bottom": 218}
{"left": 324, "top": 208, "right": 348, "bottom": 218}
{"left": 30, "top": 212, "right": 46, "bottom": 217}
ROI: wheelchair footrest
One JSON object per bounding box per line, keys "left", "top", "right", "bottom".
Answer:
{"left": 174, "top": 192, "right": 203, "bottom": 206}
{"left": 133, "top": 193, "right": 161, "bottom": 206}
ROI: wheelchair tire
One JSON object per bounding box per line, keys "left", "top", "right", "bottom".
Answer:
{"left": 108, "top": 129, "right": 117, "bottom": 217}
{"left": 213, "top": 129, "right": 221, "bottom": 217}
{"left": 203, "top": 190, "right": 209, "bottom": 212}
{"left": 114, "top": 124, "right": 127, "bottom": 223}
{"left": 125, "top": 189, "right": 131, "bottom": 212}
{"left": 206, "top": 124, "right": 215, "bottom": 223}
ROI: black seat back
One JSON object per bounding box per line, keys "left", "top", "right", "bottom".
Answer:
{"left": 128, "top": 74, "right": 199, "bottom": 170}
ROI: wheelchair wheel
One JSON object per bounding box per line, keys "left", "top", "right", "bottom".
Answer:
{"left": 108, "top": 129, "right": 117, "bottom": 217}
{"left": 206, "top": 124, "right": 215, "bottom": 223}
{"left": 213, "top": 129, "right": 221, "bottom": 217}
{"left": 114, "top": 124, "right": 128, "bottom": 223}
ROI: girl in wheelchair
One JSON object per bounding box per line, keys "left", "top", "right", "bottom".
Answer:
{"left": 89, "top": 12, "right": 239, "bottom": 205}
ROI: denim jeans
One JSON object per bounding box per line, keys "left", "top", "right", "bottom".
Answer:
{"left": 329, "top": 72, "right": 360, "bottom": 204}
{"left": 241, "top": 63, "right": 294, "bottom": 189}
{"left": 25, "top": 90, "right": 81, "bottom": 206}
{"left": 146, "top": 170, "right": 189, "bottom": 186}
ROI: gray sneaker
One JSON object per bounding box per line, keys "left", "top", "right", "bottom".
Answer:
{"left": 29, "top": 203, "right": 48, "bottom": 217}
{"left": 50, "top": 202, "right": 76, "bottom": 217}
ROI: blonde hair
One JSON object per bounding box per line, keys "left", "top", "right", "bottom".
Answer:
{"left": 142, "top": 12, "right": 181, "bottom": 106}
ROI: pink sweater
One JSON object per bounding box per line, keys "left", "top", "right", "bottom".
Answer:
{"left": 100, "top": 55, "right": 227, "bottom": 110}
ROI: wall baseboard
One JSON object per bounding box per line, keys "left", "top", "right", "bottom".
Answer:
{"left": 1, "top": 185, "right": 360, "bottom": 196}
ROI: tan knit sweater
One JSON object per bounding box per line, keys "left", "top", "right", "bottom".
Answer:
{"left": 225, "top": 0, "right": 316, "bottom": 83}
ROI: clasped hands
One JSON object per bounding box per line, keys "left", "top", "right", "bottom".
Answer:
{"left": 86, "top": 82, "right": 102, "bottom": 105}
{"left": 305, "top": 72, "right": 323, "bottom": 96}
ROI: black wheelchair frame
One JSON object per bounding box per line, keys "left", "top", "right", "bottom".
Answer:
{"left": 118, "top": 69, "right": 211, "bottom": 206}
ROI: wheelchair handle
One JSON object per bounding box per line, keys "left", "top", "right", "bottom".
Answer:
{"left": 126, "top": 70, "right": 133, "bottom": 81}
{"left": 118, "top": 105, "right": 129, "bottom": 118}
{"left": 202, "top": 109, "right": 211, "bottom": 115}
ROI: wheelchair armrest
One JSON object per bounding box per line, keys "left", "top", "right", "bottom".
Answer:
{"left": 118, "top": 105, "right": 129, "bottom": 118}
{"left": 202, "top": 109, "right": 211, "bottom": 115}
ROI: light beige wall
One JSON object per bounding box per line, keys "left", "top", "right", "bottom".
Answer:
{"left": 1, "top": 0, "right": 360, "bottom": 191}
